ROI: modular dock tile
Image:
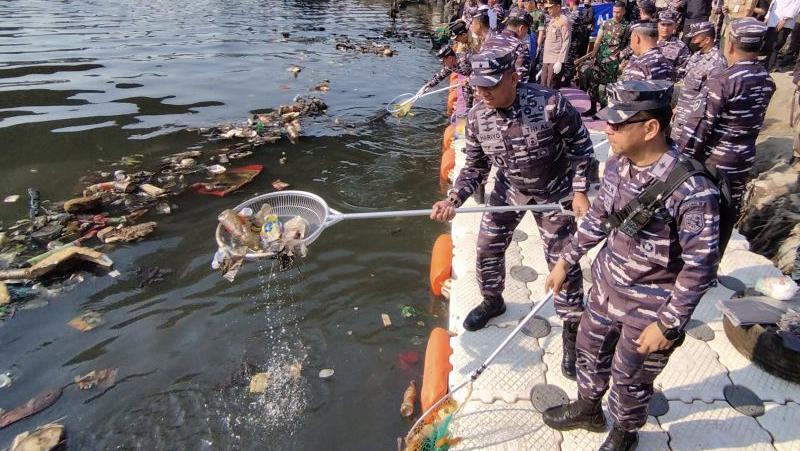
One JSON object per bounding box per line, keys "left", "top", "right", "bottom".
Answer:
{"left": 539, "top": 327, "right": 579, "bottom": 400}
{"left": 707, "top": 333, "right": 800, "bottom": 403}
{"left": 449, "top": 325, "right": 545, "bottom": 404}
{"left": 654, "top": 335, "right": 730, "bottom": 403}
{"left": 692, "top": 284, "right": 736, "bottom": 330}
{"left": 757, "top": 402, "right": 800, "bottom": 451}
{"left": 660, "top": 401, "right": 775, "bottom": 451}
{"left": 450, "top": 400, "right": 562, "bottom": 450}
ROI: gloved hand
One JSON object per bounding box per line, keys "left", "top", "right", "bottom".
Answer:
{"left": 553, "top": 62, "right": 562, "bottom": 74}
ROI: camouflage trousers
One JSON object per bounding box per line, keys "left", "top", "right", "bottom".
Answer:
{"left": 577, "top": 60, "right": 619, "bottom": 107}
{"left": 576, "top": 279, "right": 684, "bottom": 431}
{"left": 705, "top": 148, "right": 753, "bottom": 213}
{"left": 476, "top": 171, "right": 584, "bottom": 321}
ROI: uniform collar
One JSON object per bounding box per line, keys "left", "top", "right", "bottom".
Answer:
{"left": 619, "top": 146, "right": 679, "bottom": 185}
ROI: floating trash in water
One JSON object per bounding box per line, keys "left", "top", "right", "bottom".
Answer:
{"left": 10, "top": 422, "right": 64, "bottom": 451}
{"left": 381, "top": 313, "right": 392, "bottom": 327}
{"left": 249, "top": 372, "right": 271, "bottom": 394}
{"left": 75, "top": 368, "right": 118, "bottom": 390}
{"left": 0, "top": 373, "right": 11, "bottom": 388}
{"left": 68, "top": 310, "right": 104, "bottom": 332}
{"left": 3, "top": 195, "right": 19, "bottom": 203}
{"left": 318, "top": 368, "right": 334, "bottom": 379}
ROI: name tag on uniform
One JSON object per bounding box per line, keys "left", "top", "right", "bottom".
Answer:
{"left": 479, "top": 132, "right": 503, "bottom": 141}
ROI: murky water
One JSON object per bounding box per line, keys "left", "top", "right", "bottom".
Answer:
{"left": 0, "top": 1, "right": 451, "bottom": 449}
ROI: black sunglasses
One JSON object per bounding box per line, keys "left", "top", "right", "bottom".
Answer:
{"left": 607, "top": 117, "right": 651, "bottom": 131}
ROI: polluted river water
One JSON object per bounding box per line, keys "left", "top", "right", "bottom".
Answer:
{"left": 0, "top": 0, "right": 451, "bottom": 448}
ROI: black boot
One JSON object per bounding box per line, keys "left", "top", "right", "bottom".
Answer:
{"left": 463, "top": 300, "right": 506, "bottom": 331}
{"left": 599, "top": 424, "right": 639, "bottom": 451}
{"left": 561, "top": 320, "right": 579, "bottom": 380}
{"left": 581, "top": 105, "right": 597, "bottom": 117}
{"left": 542, "top": 397, "right": 606, "bottom": 432}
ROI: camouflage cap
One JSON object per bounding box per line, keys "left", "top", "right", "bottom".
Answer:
{"left": 437, "top": 45, "right": 456, "bottom": 59}
{"left": 730, "top": 17, "right": 768, "bottom": 45}
{"left": 597, "top": 79, "right": 673, "bottom": 124}
{"left": 448, "top": 19, "right": 468, "bottom": 37}
{"left": 658, "top": 9, "right": 679, "bottom": 23}
{"left": 469, "top": 48, "right": 516, "bottom": 87}
{"left": 685, "top": 20, "right": 714, "bottom": 38}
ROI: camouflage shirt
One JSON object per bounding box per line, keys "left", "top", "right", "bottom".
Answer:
{"left": 562, "top": 146, "right": 720, "bottom": 331}
{"left": 423, "top": 50, "right": 473, "bottom": 91}
{"left": 482, "top": 28, "right": 531, "bottom": 83}
{"left": 620, "top": 47, "right": 676, "bottom": 81}
{"left": 658, "top": 37, "right": 690, "bottom": 70}
{"left": 596, "top": 19, "right": 631, "bottom": 66}
{"left": 671, "top": 46, "right": 727, "bottom": 145}
{"left": 682, "top": 60, "right": 775, "bottom": 204}
{"left": 452, "top": 83, "right": 594, "bottom": 204}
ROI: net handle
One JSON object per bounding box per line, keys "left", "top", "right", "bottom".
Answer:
{"left": 325, "top": 203, "right": 568, "bottom": 225}
{"left": 405, "top": 290, "right": 554, "bottom": 439}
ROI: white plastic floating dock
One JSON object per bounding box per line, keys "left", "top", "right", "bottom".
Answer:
{"left": 445, "top": 119, "right": 800, "bottom": 451}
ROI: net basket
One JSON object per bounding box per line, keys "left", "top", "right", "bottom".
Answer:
{"left": 215, "top": 190, "right": 330, "bottom": 259}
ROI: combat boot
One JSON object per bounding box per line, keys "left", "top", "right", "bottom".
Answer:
{"left": 463, "top": 299, "right": 506, "bottom": 331}
{"left": 542, "top": 397, "right": 606, "bottom": 432}
{"left": 599, "top": 424, "right": 639, "bottom": 451}
{"left": 561, "top": 320, "right": 579, "bottom": 380}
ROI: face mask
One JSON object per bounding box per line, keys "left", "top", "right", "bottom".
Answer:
{"left": 688, "top": 40, "right": 702, "bottom": 53}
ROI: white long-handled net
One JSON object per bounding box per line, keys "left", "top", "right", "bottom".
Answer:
{"left": 215, "top": 190, "right": 567, "bottom": 260}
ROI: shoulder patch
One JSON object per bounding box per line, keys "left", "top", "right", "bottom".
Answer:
{"left": 685, "top": 211, "right": 704, "bottom": 233}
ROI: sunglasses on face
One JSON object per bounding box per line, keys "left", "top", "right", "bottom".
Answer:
{"left": 607, "top": 118, "right": 650, "bottom": 131}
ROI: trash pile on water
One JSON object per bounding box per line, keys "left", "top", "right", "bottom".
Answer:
{"left": 214, "top": 204, "right": 309, "bottom": 282}
{"left": 334, "top": 36, "right": 395, "bottom": 56}
{"left": 0, "top": 96, "right": 328, "bottom": 320}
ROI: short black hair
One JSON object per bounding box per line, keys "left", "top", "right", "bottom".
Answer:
{"left": 632, "top": 20, "right": 659, "bottom": 38}
{"left": 613, "top": 1, "right": 626, "bottom": 8}
{"left": 639, "top": 2, "right": 656, "bottom": 15}
{"left": 631, "top": 106, "right": 673, "bottom": 136}
{"left": 475, "top": 12, "right": 491, "bottom": 28}
{"left": 696, "top": 28, "right": 716, "bottom": 41}
{"left": 507, "top": 17, "right": 530, "bottom": 28}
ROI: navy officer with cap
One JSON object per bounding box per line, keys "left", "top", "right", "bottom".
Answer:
{"left": 671, "top": 21, "right": 726, "bottom": 149}
{"left": 430, "top": 46, "right": 593, "bottom": 379}
{"left": 621, "top": 19, "right": 676, "bottom": 81}
{"left": 680, "top": 17, "right": 775, "bottom": 212}
{"left": 657, "top": 10, "right": 690, "bottom": 69}
{"left": 418, "top": 20, "right": 476, "bottom": 108}
{"left": 543, "top": 79, "right": 720, "bottom": 451}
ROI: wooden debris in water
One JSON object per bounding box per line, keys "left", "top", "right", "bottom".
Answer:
{"left": 400, "top": 380, "right": 417, "bottom": 418}
{"left": 10, "top": 422, "right": 64, "bottom": 451}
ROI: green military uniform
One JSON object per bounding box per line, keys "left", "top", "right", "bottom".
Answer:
{"left": 578, "top": 18, "right": 631, "bottom": 107}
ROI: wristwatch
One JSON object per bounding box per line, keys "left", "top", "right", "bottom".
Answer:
{"left": 657, "top": 321, "right": 682, "bottom": 341}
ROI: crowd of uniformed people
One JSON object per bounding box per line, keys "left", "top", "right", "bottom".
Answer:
{"left": 420, "top": 0, "right": 790, "bottom": 449}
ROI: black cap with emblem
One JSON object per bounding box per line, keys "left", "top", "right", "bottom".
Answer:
{"left": 437, "top": 45, "right": 456, "bottom": 59}
{"left": 597, "top": 79, "right": 673, "bottom": 124}
{"left": 448, "top": 19, "right": 468, "bottom": 38}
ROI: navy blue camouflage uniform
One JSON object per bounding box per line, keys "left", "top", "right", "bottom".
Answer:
{"left": 681, "top": 18, "right": 776, "bottom": 211}
{"left": 451, "top": 67, "right": 593, "bottom": 321}
{"left": 620, "top": 46, "right": 676, "bottom": 81}
{"left": 562, "top": 139, "right": 720, "bottom": 431}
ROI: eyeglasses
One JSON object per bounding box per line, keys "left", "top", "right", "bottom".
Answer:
{"left": 607, "top": 118, "right": 651, "bottom": 131}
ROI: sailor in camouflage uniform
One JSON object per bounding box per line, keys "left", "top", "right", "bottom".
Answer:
{"left": 563, "top": 0, "right": 586, "bottom": 83}
{"left": 620, "top": 20, "right": 676, "bottom": 81}
{"left": 578, "top": 2, "right": 630, "bottom": 116}
{"left": 418, "top": 21, "right": 476, "bottom": 108}
{"left": 681, "top": 17, "right": 776, "bottom": 212}
{"left": 543, "top": 79, "right": 721, "bottom": 451}
{"left": 671, "top": 21, "right": 727, "bottom": 148}
{"left": 430, "top": 46, "right": 593, "bottom": 378}
{"left": 657, "top": 10, "right": 690, "bottom": 69}
{"left": 482, "top": 12, "right": 532, "bottom": 82}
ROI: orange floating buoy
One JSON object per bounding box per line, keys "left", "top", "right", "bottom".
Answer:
{"left": 430, "top": 234, "right": 453, "bottom": 295}
{"left": 446, "top": 88, "right": 458, "bottom": 116}
{"left": 442, "top": 124, "right": 455, "bottom": 153}
{"left": 449, "top": 72, "right": 459, "bottom": 84}
{"left": 421, "top": 327, "right": 453, "bottom": 411}
{"left": 440, "top": 148, "right": 455, "bottom": 183}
